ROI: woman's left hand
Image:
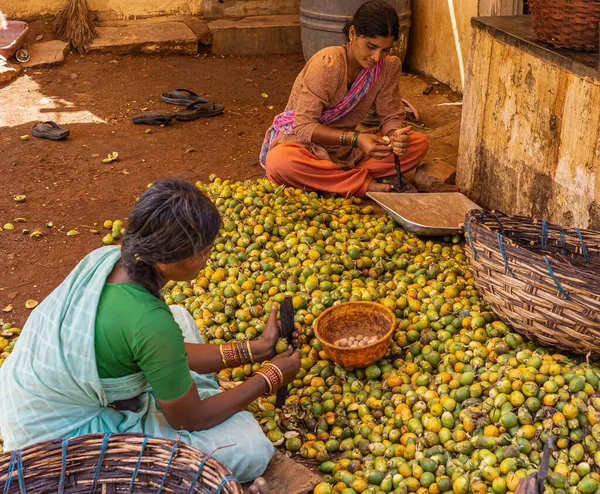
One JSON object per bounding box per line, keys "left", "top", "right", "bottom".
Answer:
{"left": 253, "top": 305, "right": 299, "bottom": 362}
{"left": 389, "top": 125, "right": 412, "bottom": 156}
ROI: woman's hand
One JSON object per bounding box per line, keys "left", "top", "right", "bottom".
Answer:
{"left": 270, "top": 346, "right": 302, "bottom": 388}
{"left": 252, "top": 305, "right": 299, "bottom": 362}
{"left": 357, "top": 133, "right": 393, "bottom": 160}
{"left": 389, "top": 125, "right": 412, "bottom": 156}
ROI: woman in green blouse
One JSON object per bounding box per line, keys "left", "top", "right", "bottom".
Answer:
{"left": 0, "top": 179, "right": 300, "bottom": 491}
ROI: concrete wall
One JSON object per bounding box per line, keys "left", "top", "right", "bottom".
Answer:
{"left": 1, "top": 0, "right": 299, "bottom": 20}
{"left": 406, "top": 0, "right": 479, "bottom": 93}
{"left": 456, "top": 26, "right": 600, "bottom": 229}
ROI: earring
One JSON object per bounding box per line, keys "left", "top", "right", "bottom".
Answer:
{"left": 350, "top": 37, "right": 354, "bottom": 44}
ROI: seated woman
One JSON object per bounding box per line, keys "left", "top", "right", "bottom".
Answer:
{"left": 0, "top": 178, "right": 301, "bottom": 492}
{"left": 260, "top": 0, "right": 429, "bottom": 197}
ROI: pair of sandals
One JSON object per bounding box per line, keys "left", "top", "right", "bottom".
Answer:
{"left": 132, "top": 89, "right": 224, "bottom": 126}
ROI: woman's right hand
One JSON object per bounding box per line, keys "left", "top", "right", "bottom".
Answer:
{"left": 357, "top": 133, "right": 393, "bottom": 160}
{"left": 270, "top": 347, "right": 301, "bottom": 388}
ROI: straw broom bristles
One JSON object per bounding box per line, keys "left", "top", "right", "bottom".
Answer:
{"left": 53, "top": 0, "right": 96, "bottom": 54}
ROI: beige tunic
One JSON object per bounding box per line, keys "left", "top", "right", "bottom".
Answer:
{"left": 270, "top": 45, "right": 406, "bottom": 169}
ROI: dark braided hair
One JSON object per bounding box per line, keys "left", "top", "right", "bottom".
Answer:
{"left": 343, "top": 0, "right": 400, "bottom": 41}
{"left": 120, "top": 178, "right": 221, "bottom": 297}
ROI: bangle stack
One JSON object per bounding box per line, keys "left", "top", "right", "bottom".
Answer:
{"left": 339, "top": 130, "right": 349, "bottom": 146}
{"left": 256, "top": 362, "right": 284, "bottom": 394}
{"left": 219, "top": 341, "right": 255, "bottom": 368}
{"left": 351, "top": 131, "right": 360, "bottom": 148}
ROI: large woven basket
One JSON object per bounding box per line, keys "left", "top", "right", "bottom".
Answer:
{"left": 464, "top": 210, "right": 600, "bottom": 356}
{"left": 0, "top": 433, "right": 242, "bottom": 493}
{"left": 529, "top": 0, "right": 600, "bottom": 52}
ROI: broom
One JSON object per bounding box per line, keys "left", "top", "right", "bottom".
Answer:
{"left": 53, "top": 0, "right": 96, "bottom": 54}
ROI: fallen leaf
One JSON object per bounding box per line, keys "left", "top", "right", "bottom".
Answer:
{"left": 35, "top": 34, "right": 44, "bottom": 41}
{"left": 25, "top": 300, "right": 38, "bottom": 309}
{"left": 261, "top": 93, "right": 268, "bottom": 98}
{"left": 67, "top": 230, "right": 80, "bottom": 236}
{"left": 2, "top": 305, "right": 12, "bottom": 313}
{"left": 186, "top": 148, "right": 196, "bottom": 154}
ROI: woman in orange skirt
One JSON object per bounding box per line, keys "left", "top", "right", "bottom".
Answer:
{"left": 260, "top": 0, "right": 429, "bottom": 197}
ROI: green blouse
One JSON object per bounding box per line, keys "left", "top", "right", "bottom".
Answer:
{"left": 94, "top": 283, "right": 193, "bottom": 401}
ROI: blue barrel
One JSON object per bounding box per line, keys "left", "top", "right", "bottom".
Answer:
{"left": 299, "top": 0, "right": 411, "bottom": 62}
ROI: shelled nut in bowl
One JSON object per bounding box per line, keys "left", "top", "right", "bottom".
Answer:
{"left": 313, "top": 301, "right": 396, "bottom": 369}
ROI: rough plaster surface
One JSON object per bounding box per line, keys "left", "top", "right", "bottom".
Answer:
{"left": 406, "top": 0, "right": 478, "bottom": 93}
{"left": 1, "top": 0, "right": 298, "bottom": 19}
{"left": 456, "top": 27, "right": 600, "bottom": 229}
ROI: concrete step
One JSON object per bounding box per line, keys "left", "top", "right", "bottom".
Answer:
{"left": 203, "top": 0, "right": 299, "bottom": 18}
{"left": 208, "top": 14, "right": 301, "bottom": 56}
{"left": 88, "top": 21, "right": 198, "bottom": 55}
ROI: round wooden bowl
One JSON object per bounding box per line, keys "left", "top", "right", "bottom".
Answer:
{"left": 313, "top": 301, "right": 396, "bottom": 369}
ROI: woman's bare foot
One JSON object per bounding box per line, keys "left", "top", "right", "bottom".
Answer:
{"left": 248, "top": 477, "right": 270, "bottom": 494}
{"left": 367, "top": 182, "right": 393, "bottom": 192}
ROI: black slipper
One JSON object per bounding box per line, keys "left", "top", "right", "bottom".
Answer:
{"left": 160, "top": 88, "right": 209, "bottom": 106}
{"left": 132, "top": 111, "right": 175, "bottom": 126}
{"left": 31, "top": 121, "right": 70, "bottom": 140}
{"left": 176, "top": 101, "right": 224, "bottom": 122}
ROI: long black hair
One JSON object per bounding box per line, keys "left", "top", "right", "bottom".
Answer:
{"left": 120, "top": 178, "right": 221, "bottom": 297}
{"left": 343, "top": 0, "right": 400, "bottom": 41}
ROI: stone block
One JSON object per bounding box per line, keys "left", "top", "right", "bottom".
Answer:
{"left": 0, "top": 62, "right": 21, "bottom": 84}
{"left": 88, "top": 21, "right": 198, "bottom": 55}
{"left": 209, "top": 14, "right": 301, "bottom": 56}
{"left": 414, "top": 160, "right": 457, "bottom": 192}
{"left": 21, "top": 40, "right": 70, "bottom": 68}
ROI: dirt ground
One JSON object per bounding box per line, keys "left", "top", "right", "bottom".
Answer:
{"left": 0, "top": 32, "right": 462, "bottom": 328}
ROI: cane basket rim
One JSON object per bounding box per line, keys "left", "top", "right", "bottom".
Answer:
{"left": 0, "top": 433, "right": 243, "bottom": 493}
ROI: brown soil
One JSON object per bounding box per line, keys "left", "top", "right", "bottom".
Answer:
{"left": 0, "top": 46, "right": 461, "bottom": 328}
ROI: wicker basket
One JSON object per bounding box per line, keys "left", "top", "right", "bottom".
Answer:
{"left": 464, "top": 210, "right": 600, "bottom": 356}
{"left": 314, "top": 301, "right": 396, "bottom": 368}
{"left": 529, "top": 0, "right": 600, "bottom": 52}
{"left": 0, "top": 433, "right": 242, "bottom": 493}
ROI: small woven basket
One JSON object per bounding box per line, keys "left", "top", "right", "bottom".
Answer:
{"left": 464, "top": 210, "right": 600, "bottom": 357}
{"left": 0, "top": 433, "right": 242, "bottom": 493}
{"left": 529, "top": 0, "right": 600, "bottom": 52}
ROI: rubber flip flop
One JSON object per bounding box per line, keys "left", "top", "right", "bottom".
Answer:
{"left": 160, "top": 88, "right": 209, "bottom": 106}
{"left": 402, "top": 98, "right": 422, "bottom": 123}
{"left": 176, "top": 101, "right": 224, "bottom": 122}
{"left": 31, "top": 121, "right": 70, "bottom": 140}
{"left": 132, "top": 111, "right": 175, "bottom": 126}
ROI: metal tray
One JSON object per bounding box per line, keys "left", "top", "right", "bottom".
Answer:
{"left": 366, "top": 191, "right": 481, "bottom": 236}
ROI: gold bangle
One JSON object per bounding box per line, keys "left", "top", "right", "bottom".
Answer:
{"left": 219, "top": 345, "right": 228, "bottom": 367}
{"left": 267, "top": 363, "right": 284, "bottom": 386}
{"left": 246, "top": 341, "right": 254, "bottom": 364}
{"left": 256, "top": 372, "right": 273, "bottom": 393}
{"left": 259, "top": 363, "right": 283, "bottom": 391}
{"left": 221, "top": 342, "right": 242, "bottom": 368}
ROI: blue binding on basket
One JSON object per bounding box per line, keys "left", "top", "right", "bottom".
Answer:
{"left": 497, "top": 233, "right": 514, "bottom": 277}
{"left": 58, "top": 438, "right": 68, "bottom": 494}
{"left": 575, "top": 228, "right": 591, "bottom": 263}
{"left": 544, "top": 256, "right": 571, "bottom": 301}
{"left": 215, "top": 475, "right": 237, "bottom": 494}
{"left": 3, "top": 449, "right": 25, "bottom": 494}
{"left": 559, "top": 229, "right": 566, "bottom": 255}
{"left": 156, "top": 442, "right": 179, "bottom": 494}
{"left": 188, "top": 454, "right": 211, "bottom": 493}
{"left": 467, "top": 218, "right": 478, "bottom": 261}
{"left": 541, "top": 220, "right": 549, "bottom": 249}
{"left": 89, "top": 434, "right": 111, "bottom": 494}
{"left": 128, "top": 436, "right": 149, "bottom": 494}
